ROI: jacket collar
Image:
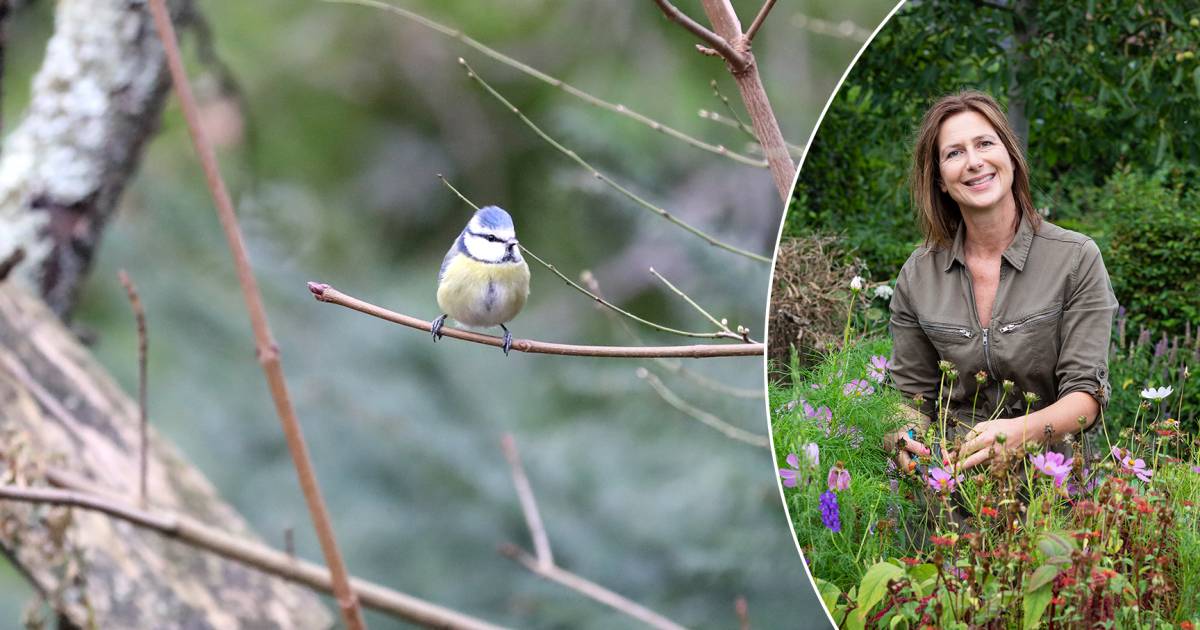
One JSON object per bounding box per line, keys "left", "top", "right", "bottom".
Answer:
{"left": 943, "top": 212, "right": 1035, "bottom": 273}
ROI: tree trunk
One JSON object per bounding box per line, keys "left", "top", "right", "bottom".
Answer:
{"left": 0, "top": 282, "right": 334, "bottom": 628}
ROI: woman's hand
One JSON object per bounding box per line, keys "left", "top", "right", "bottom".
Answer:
{"left": 885, "top": 428, "right": 931, "bottom": 475}
{"left": 948, "top": 417, "right": 1032, "bottom": 471}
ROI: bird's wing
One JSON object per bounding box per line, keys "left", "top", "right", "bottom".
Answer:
{"left": 439, "top": 233, "right": 463, "bottom": 284}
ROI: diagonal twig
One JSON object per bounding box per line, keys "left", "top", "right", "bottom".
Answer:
{"left": 498, "top": 436, "right": 687, "bottom": 630}
{"left": 1, "top": 472, "right": 504, "bottom": 630}
{"left": 744, "top": 0, "right": 778, "bottom": 43}
{"left": 637, "top": 368, "right": 769, "bottom": 447}
{"left": 116, "top": 270, "right": 149, "bottom": 509}
{"left": 650, "top": 0, "right": 748, "bottom": 71}
{"left": 307, "top": 283, "right": 763, "bottom": 359}
{"left": 144, "top": 2, "right": 364, "bottom": 627}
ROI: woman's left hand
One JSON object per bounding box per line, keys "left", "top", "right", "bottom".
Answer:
{"left": 948, "top": 417, "right": 1034, "bottom": 471}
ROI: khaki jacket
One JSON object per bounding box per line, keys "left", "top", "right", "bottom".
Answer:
{"left": 889, "top": 216, "right": 1117, "bottom": 433}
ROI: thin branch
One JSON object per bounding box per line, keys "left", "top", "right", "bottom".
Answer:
{"left": 636, "top": 368, "right": 769, "bottom": 447}
{"left": 3, "top": 474, "right": 504, "bottom": 630}
{"left": 497, "top": 436, "right": 687, "bottom": 630}
{"left": 458, "top": 57, "right": 770, "bottom": 264}
{"left": 580, "top": 271, "right": 762, "bottom": 399}
{"left": 500, "top": 435, "right": 552, "bottom": 569}
{"left": 324, "top": 0, "right": 767, "bottom": 168}
{"left": 438, "top": 175, "right": 753, "bottom": 342}
{"left": 144, "top": 2, "right": 364, "bottom": 628}
{"left": 735, "top": 595, "right": 750, "bottom": 630}
{"left": 650, "top": 0, "right": 748, "bottom": 71}
{"left": 744, "top": 0, "right": 778, "bottom": 43}
{"left": 698, "top": 109, "right": 805, "bottom": 156}
{"left": 648, "top": 266, "right": 751, "bottom": 341}
{"left": 0, "top": 246, "right": 25, "bottom": 281}
{"left": 710, "top": 79, "right": 757, "bottom": 144}
{"left": 117, "top": 270, "right": 149, "bottom": 509}
{"left": 790, "top": 14, "right": 872, "bottom": 43}
{"left": 308, "top": 283, "right": 762, "bottom": 358}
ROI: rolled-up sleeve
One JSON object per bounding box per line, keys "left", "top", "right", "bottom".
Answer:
{"left": 1055, "top": 239, "right": 1117, "bottom": 409}
{"left": 890, "top": 259, "right": 941, "bottom": 419}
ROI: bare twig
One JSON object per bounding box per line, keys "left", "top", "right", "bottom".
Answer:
{"left": 789, "top": 14, "right": 871, "bottom": 43}
{"left": 648, "top": 266, "right": 746, "bottom": 339}
{"left": 651, "top": 0, "right": 748, "bottom": 71}
{"left": 144, "top": 2, "right": 364, "bottom": 627}
{"left": 438, "top": 175, "right": 750, "bottom": 341}
{"left": 710, "top": 79, "right": 757, "bottom": 143}
{"left": 698, "top": 109, "right": 805, "bottom": 156}
{"left": 325, "top": 0, "right": 766, "bottom": 168}
{"left": 744, "top": 0, "right": 778, "bottom": 43}
{"left": 497, "top": 436, "right": 687, "bottom": 630}
{"left": 0, "top": 246, "right": 25, "bottom": 281}
{"left": 500, "top": 435, "right": 552, "bottom": 569}
{"left": 117, "top": 270, "right": 149, "bottom": 509}
{"left": 735, "top": 595, "right": 750, "bottom": 630}
{"left": 308, "top": 282, "right": 763, "bottom": 359}
{"left": 637, "top": 368, "right": 769, "bottom": 447}
{"left": 2, "top": 474, "right": 504, "bottom": 630}
{"left": 458, "top": 58, "right": 770, "bottom": 264}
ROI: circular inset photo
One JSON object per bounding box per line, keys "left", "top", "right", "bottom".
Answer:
{"left": 770, "top": 2, "right": 1200, "bottom": 627}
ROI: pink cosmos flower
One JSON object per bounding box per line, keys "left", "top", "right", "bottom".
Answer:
{"left": 1030, "top": 451, "right": 1073, "bottom": 487}
{"left": 866, "top": 355, "right": 891, "bottom": 383}
{"left": 927, "top": 466, "right": 963, "bottom": 494}
{"left": 779, "top": 453, "right": 801, "bottom": 488}
{"left": 1112, "top": 446, "right": 1153, "bottom": 483}
{"left": 802, "top": 443, "right": 820, "bottom": 470}
{"left": 843, "top": 379, "right": 875, "bottom": 397}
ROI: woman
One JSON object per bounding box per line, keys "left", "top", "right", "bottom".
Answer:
{"left": 887, "top": 91, "right": 1117, "bottom": 474}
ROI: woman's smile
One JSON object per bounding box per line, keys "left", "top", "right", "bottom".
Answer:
{"left": 936, "top": 110, "right": 1015, "bottom": 213}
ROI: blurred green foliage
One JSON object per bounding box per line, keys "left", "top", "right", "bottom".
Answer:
{"left": 789, "top": 0, "right": 1200, "bottom": 335}
{"left": 2, "top": 0, "right": 901, "bottom": 627}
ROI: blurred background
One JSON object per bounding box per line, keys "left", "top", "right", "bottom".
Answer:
{"left": 3, "top": 0, "right": 896, "bottom": 626}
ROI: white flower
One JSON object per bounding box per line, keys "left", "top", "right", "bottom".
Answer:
{"left": 873, "top": 285, "right": 894, "bottom": 300}
{"left": 849, "top": 276, "right": 864, "bottom": 291}
{"left": 1141, "top": 386, "right": 1174, "bottom": 400}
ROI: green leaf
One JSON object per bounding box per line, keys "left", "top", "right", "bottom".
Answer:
{"left": 1022, "top": 583, "right": 1054, "bottom": 629}
{"left": 1026, "top": 564, "right": 1061, "bottom": 593}
{"left": 815, "top": 578, "right": 842, "bottom": 615}
{"left": 1036, "top": 531, "right": 1076, "bottom": 564}
{"left": 857, "top": 562, "right": 905, "bottom": 617}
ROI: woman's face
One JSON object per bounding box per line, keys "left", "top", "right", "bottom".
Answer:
{"left": 935, "top": 110, "right": 1015, "bottom": 214}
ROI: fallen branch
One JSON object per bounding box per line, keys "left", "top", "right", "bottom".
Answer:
{"left": 0, "top": 472, "right": 504, "bottom": 630}
{"left": 498, "top": 436, "right": 687, "bottom": 630}
{"left": 308, "top": 282, "right": 764, "bottom": 359}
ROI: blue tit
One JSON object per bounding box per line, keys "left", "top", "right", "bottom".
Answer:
{"left": 432, "top": 205, "right": 530, "bottom": 355}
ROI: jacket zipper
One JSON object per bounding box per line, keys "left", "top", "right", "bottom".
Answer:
{"left": 922, "top": 322, "right": 973, "bottom": 338}
{"left": 998, "top": 308, "right": 1060, "bottom": 334}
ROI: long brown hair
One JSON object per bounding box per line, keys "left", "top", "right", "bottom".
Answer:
{"left": 909, "top": 91, "right": 1039, "bottom": 248}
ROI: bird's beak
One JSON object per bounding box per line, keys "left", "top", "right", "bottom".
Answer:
{"left": 508, "top": 239, "right": 520, "bottom": 247}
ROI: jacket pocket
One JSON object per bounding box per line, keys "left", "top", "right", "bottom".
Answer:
{"left": 919, "top": 320, "right": 974, "bottom": 342}
{"left": 998, "top": 304, "right": 1062, "bottom": 334}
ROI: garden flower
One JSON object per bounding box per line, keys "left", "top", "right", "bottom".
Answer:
{"left": 827, "top": 463, "right": 851, "bottom": 491}
{"left": 819, "top": 491, "right": 841, "bottom": 532}
{"left": 866, "top": 355, "right": 891, "bottom": 383}
{"left": 842, "top": 379, "right": 874, "bottom": 397}
{"left": 849, "top": 276, "right": 863, "bottom": 291}
{"left": 1140, "top": 385, "right": 1173, "bottom": 400}
{"left": 927, "top": 466, "right": 962, "bottom": 494}
{"left": 873, "top": 285, "right": 893, "bottom": 300}
{"left": 1192, "top": 465, "right": 1200, "bottom": 475}
{"left": 779, "top": 453, "right": 801, "bottom": 488}
{"left": 1112, "top": 446, "right": 1153, "bottom": 482}
{"left": 1030, "top": 451, "right": 1073, "bottom": 487}
{"left": 803, "top": 402, "right": 832, "bottom": 421}
{"left": 802, "top": 443, "right": 820, "bottom": 470}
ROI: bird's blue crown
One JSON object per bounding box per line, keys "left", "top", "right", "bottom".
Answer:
{"left": 472, "top": 206, "right": 514, "bottom": 231}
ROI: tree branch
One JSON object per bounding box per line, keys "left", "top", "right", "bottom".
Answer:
{"left": 117, "top": 270, "right": 149, "bottom": 509}
{"left": 636, "top": 368, "right": 770, "bottom": 447}
{"left": 744, "top": 0, "right": 778, "bottom": 43}
{"left": 651, "top": 0, "right": 748, "bottom": 71}
{"left": 144, "top": 2, "right": 365, "bottom": 627}
{"left": 498, "top": 437, "right": 688, "bottom": 630}
{"left": 1, "top": 473, "right": 504, "bottom": 630}
{"left": 308, "top": 282, "right": 764, "bottom": 359}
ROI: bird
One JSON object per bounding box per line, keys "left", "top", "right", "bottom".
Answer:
{"left": 432, "top": 205, "right": 530, "bottom": 355}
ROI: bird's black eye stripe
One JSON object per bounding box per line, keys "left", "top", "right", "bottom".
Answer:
{"left": 467, "top": 229, "right": 506, "bottom": 243}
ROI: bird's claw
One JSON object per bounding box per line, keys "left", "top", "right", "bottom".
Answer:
{"left": 431, "top": 314, "right": 447, "bottom": 342}
{"left": 501, "top": 324, "right": 513, "bottom": 356}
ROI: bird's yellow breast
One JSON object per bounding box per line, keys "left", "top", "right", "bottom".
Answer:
{"left": 437, "top": 255, "right": 530, "bottom": 328}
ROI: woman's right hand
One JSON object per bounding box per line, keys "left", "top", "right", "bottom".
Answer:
{"left": 885, "top": 428, "right": 931, "bottom": 475}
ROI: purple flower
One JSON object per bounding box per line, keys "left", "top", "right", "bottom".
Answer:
{"left": 819, "top": 491, "right": 841, "bottom": 532}
{"left": 1067, "top": 466, "right": 1101, "bottom": 497}
{"left": 927, "top": 466, "right": 963, "bottom": 494}
{"left": 1112, "top": 446, "right": 1153, "bottom": 482}
{"left": 802, "top": 443, "right": 820, "bottom": 470}
{"left": 1192, "top": 466, "right": 1200, "bottom": 475}
{"left": 843, "top": 379, "right": 875, "bottom": 397}
{"left": 866, "top": 355, "right": 891, "bottom": 383}
{"left": 1030, "top": 451, "right": 1073, "bottom": 487}
{"left": 827, "top": 464, "right": 851, "bottom": 491}
{"left": 779, "top": 453, "right": 801, "bottom": 488}
{"left": 803, "top": 402, "right": 833, "bottom": 421}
